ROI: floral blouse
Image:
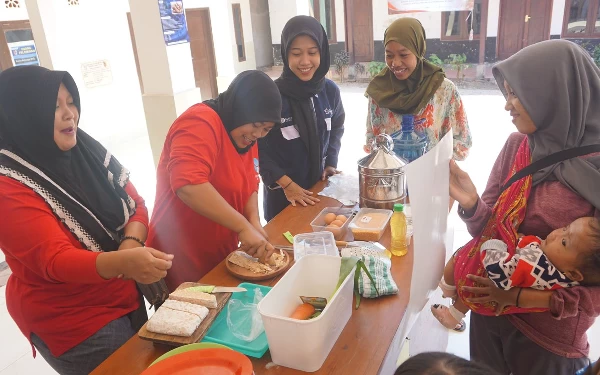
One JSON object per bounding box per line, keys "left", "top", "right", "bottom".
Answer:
{"left": 365, "top": 78, "right": 472, "bottom": 160}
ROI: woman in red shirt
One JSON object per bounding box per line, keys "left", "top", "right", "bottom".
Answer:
{"left": 0, "top": 66, "right": 173, "bottom": 375}
{"left": 148, "top": 70, "right": 282, "bottom": 291}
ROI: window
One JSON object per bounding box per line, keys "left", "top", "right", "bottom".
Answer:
{"left": 309, "top": 0, "right": 336, "bottom": 42}
{"left": 441, "top": 0, "right": 482, "bottom": 41}
{"left": 232, "top": 4, "right": 246, "bottom": 62}
{"left": 563, "top": 0, "right": 600, "bottom": 38}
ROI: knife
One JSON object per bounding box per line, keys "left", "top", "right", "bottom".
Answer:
{"left": 184, "top": 285, "right": 247, "bottom": 294}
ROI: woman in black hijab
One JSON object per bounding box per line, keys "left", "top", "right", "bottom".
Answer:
{"left": 147, "top": 70, "right": 283, "bottom": 291}
{"left": 0, "top": 66, "right": 173, "bottom": 375}
{"left": 258, "top": 15, "right": 345, "bottom": 221}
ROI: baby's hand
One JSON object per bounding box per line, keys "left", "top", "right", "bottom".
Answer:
{"left": 517, "top": 233, "right": 525, "bottom": 239}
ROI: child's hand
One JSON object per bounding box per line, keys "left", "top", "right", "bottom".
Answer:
{"left": 517, "top": 233, "right": 525, "bottom": 239}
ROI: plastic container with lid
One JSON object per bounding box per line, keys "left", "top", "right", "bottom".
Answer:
{"left": 310, "top": 207, "right": 353, "bottom": 240}
{"left": 258, "top": 255, "right": 355, "bottom": 372}
{"left": 293, "top": 231, "right": 339, "bottom": 261}
{"left": 348, "top": 208, "right": 393, "bottom": 242}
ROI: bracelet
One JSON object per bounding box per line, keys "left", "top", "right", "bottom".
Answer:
{"left": 282, "top": 181, "right": 293, "bottom": 190}
{"left": 515, "top": 288, "right": 523, "bottom": 307}
{"left": 121, "top": 235, "right": 145, "bottom": 247}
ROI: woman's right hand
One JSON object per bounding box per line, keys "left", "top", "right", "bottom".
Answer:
{"left": 283, "top": 182, "right": 320, "bottom": 207}
{"left": 238, "top": 225, "right": 275, "bottom": 263}
{"left": 118, "top": 247, "right": 174, "bottom": 284}
{"left": 449, "top": 160, "right": 478, "bottom": 210}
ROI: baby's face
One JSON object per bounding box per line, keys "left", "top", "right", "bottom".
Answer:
{"left": 540, "top": 217, "right": 595, "bottom": 282}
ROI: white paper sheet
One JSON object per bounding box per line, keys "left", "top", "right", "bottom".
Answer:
{"left": 379, "top": 130, "right": 453, "bottom": 374}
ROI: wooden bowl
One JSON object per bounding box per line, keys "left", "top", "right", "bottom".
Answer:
{"left": 225, "top": 251, "right": 291, "bottom": 281}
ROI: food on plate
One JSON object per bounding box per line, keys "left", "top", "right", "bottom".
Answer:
{"left": 330, "top": 219, "right": 344, "bottom": 227}
{"left": 170, "top": 288, "right": 218, "bottom": 309}
{"left": 228, "top": 250, "right": 286, "bottom": 274}
{"left": 146, "top": 299, "right": 209, "bottom": 337}
{"left": 290, "top": 303, "right": 316, "bottom": 320}
{"left": 324, "top": 212, "right": 337, "bottom": 225}
{"left": 335, "top": 215, "right": 347, "bottom": 223}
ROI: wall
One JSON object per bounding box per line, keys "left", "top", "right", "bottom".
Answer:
{"left": 372, "top": 2, "right": 442, "bottom": 41}
{"left": 269, "top": 0, "right": 347, "bottom": 65}
{"left": 0, "top": 2, "right": 29, "bottom": 21}
{"left": 25, "top": 0, "right": 148, "bottom": 146}
{"left": 250, "top": 0, "right": 274, "bottom": 67}
{"left": 550, "top": 0, "right": 566, "bottom": 36}
{"left": 228, "top": 0, "right": 257, "bottom": 74}
{"left": 487, "top": 0, "right": 499, "bottom": 37}
{"left": 334, "top": 0, "right": 345, "bottom": 41}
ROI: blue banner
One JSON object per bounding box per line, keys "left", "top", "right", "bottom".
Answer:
{"left": 158, "top": 0, "right": 190, "bottom": 46}
{"left": 9, "top": 42, "right": 40, "bottom": 67}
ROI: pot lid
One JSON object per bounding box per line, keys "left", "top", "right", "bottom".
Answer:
{"left": 358, "top": 134, "right": 407, "bottom": 171}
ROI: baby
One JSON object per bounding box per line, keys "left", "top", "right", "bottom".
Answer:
{"left": 432, "top": 216, "right": 600, "bottom": 331}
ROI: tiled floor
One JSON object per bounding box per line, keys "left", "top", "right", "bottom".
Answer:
{"left": 1, "top": 85, "right": 599, "bottom": 374}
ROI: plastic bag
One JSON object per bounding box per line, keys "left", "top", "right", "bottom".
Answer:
{"left": 226, "top": 287, "right": 265, "bottom": 342}
{"left": 319, "top": 174, "right": 359, "bottom": 206}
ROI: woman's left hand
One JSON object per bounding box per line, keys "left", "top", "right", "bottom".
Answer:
{"left": 463, "top": 274, "right": 519, "bottom": 315}
{"left": 321, "top": 166, "right": 340, "bottom": 181}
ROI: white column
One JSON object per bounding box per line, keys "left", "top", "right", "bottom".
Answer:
{"left": 128, "top": 0, "right": 200, "bottom": 166}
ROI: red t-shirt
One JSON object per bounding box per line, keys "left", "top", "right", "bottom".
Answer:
{"left": 147, "top": 104, "right": 259, "bottom": 292}
{"left": 0, "top": 178, "right": 146, "bottom": 357}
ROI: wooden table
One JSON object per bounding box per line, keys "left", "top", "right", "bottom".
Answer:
{"left": 91, "top": 182, "right": 414, "bottom": 375}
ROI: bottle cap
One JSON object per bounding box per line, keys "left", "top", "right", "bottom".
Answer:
{"left": 393, "top": 203, "right": 404, "bottom": 212}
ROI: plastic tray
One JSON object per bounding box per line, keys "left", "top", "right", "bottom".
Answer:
{"left": 293, "top": 231, "right": 339, "bottom": 261}
{"left": 309, "top": 207, "right": 353, "bottom": 240}
{"left": 201, "top": 283, "right": 271, "bottom": 358}
{"left": 348, "top": 208, "right": 393, "bottom": 242}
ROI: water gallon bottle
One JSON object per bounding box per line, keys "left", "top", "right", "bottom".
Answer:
{"left": 392, "top": 114, "right": 428, "bottom": 163}
{"left": 390, "top": 203, "right": 408, "bottom": 256}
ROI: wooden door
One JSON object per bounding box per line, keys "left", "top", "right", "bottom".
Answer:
{"left": 185, "top": 8, "right": 218, "bottom": 99}
{"left": 497, "top": 0, "right": 553, "bottom": 60}
{"left": 344, "top": 0, "right": 373, "bottom": 62}
{"left": 497, "top": 0, "right": 527, "bottom": 60}
{"left": 524, "top": 0, "right": 553, "bottom": 47}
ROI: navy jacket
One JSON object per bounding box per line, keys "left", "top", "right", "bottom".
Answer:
{"left": 259, "top": 79, "right": 345, "bottom": 221}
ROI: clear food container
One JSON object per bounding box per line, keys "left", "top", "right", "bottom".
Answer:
{"left": 348, "top": 208, "right": 393, "bottom": 242}
{"left": 309, "top": 207, "right": 353, "bottom": 240}
{"left": 293, "top": 231, "right": 338, "bottom": 261}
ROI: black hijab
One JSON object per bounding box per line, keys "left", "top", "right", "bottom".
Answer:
{"left": 203, "top": 70, "right": 282, "bottom": 154}
{"left": 275, "top": 15, "right": 330, "bottom": 185}
{"left": 0, "top": 66, "right": 135, "bottom": 251}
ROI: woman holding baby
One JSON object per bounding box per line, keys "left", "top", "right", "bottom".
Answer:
{"left": 438, "top": 40, "right": 600, "bottom": 374}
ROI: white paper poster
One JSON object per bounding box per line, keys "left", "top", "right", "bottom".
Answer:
{"left": 81, "top": 60, "right": 113, "bottom": 89}
{"left": 396, "top": 131, "right": 453, "bottom": 356}
{"left": 388, "top": 0, "right": 474, "bottom": 13}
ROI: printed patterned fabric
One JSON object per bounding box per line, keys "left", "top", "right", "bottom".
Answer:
{"left": 454, "top": 137, "right": 548, "bottom": 316}
{"left": 357, "top": 255, "right": 398, "bottom": 298}
{"left": 481, "top": 236, "right": 579, "bottom": 291}
{"left": 364, "top": 78, "right": 472, "bottom": 160}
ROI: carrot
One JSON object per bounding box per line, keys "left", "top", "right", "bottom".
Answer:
{"left": 290, "top": 303, "right": 315, "bottom": 320}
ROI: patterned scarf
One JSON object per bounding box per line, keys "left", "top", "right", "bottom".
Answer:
{"left": 454, "top": 137, "right": 547, "bottom": 315}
